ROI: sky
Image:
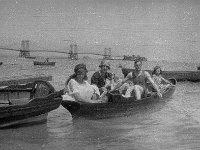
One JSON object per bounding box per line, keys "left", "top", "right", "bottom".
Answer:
{"left": 0, "top": 0, "right": 200, "bottom": 62}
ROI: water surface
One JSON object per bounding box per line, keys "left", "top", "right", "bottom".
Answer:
{"left": 0, "top": 56, "right": 200, "bottom": 150}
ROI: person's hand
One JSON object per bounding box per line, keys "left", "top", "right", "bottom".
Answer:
{"left": 91, "top": 93, "right": 100, "bottom": 100}
{"left": 157, "top": 92, "right": 162, "bottom": 98}
{"left": 109, "top": 88, "right": 114, "bottom": 92}
{"left": 99, "top": 100, "right": 104, "bottom": 103}
{"left": 94, "top": 99, "right": 105, "bottom": 103}
{"left": 101, "top": 87, "right": 107, "bottom": 92}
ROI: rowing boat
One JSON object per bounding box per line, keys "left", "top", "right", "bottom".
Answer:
{"left": 61, "top": 79, "right": 176, "bottom": 119}
{"left": 0, "top": 80, "right": 62, "bottom": 128}
{"left": 33, "top": 61, "right": 56, "bottom": 66}
{"left": 122, "top": 68, "right": 200, "bottom": 82}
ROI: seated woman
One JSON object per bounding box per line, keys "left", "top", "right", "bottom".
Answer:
{"left": 152, "top": 66, "right": 172, "bottom": 93}
{"left": 62, "top": 63, "right": 106, "bottom": 103}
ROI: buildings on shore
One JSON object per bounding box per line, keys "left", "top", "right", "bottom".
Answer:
{"left": 123, "top": 55, "right": 147, "bottom": 62}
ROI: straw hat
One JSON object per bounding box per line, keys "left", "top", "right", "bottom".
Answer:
{"left": 99, "top": 60, "right": 110, "bottom": 70}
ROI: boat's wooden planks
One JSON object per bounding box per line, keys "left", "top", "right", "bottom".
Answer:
{"left": 0, "top": 75, "right": 52, "bottom": 87}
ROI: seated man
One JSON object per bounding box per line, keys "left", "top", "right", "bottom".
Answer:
{"left": 111, "top": 60, "right": 162, "bottom": 100}
{"left": 91, "top": 60, "right": 112, "bottom": 93}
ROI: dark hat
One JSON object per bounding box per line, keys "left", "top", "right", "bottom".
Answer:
{"left": 99, "top": 60, "right": 110, "bottom": 70}
{"left": 153, "top": 65, "right": 161, "bottom": 71}
{"left": 134, "top": 59, "right": 142, "bottom": 65}
{"left": 74, "top": 63, "right": 88, "bottom": 74}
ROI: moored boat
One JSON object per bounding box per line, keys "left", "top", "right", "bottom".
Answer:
{"left": 33, "top": 61, "right": 56, "bottom": 66}
{"left": 122, "top": 68, "right": 200, "bottom": 82}
{"left": 61, "top": 78, "right": 176, "bottom": 119}
{"left": 0, "top": 80, "right": 62, "bottom": 128}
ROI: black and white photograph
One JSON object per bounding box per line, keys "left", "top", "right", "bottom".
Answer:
{"left": 0, "top": 0, "right": 200, "bottom": 149}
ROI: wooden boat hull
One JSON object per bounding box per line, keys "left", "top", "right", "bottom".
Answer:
{"left": 33, "top": 61, "right": 55, "bottom": 66}
{"left": 0, "top": 80, "right": 62, "bottom": 128}
{"left": 122, "top": 68, "right": 200, "bottom": 82}
{"left": 61, "top": 79, "right": 176, "bottom": 119}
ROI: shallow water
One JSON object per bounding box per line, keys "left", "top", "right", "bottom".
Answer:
{"left": 0, "top": 55, "right": 200, "bottom": 150}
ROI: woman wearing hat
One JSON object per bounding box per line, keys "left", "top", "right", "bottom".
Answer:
{"left": 91, "top": 60, "right": 113, "bottom": 93}
{"left": 62, "top": 63, "right": 104, "bottom": 103}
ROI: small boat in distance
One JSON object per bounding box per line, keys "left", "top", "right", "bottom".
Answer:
{"left": 61, "top": 78, "right": 176, "bottom": 119}
{"left": 25, "top": 56, "right": 36, "bottom": 59}
{"left": 33, "top": 61, "right": 56, "bottom": 66}
{"left": 33, "top": 58, "right": 55, "bottom": 66}
{"left": 0, "top": 80, "right": 62, "bottom": 128}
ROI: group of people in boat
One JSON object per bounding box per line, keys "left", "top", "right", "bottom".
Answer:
{"left": 62, "top": 59, "right": 173, "bottom": 103}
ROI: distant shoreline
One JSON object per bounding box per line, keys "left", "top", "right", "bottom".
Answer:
{"left": 1, "top": 54, "right": 198, "bottom": 64}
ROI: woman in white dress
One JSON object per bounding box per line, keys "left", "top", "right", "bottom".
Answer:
{"left": 62, "top": 63, "right": 106, "bottom": 103}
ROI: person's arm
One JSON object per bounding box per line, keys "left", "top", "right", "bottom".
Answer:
{"left": 104, "top": 79, "right": 111, "bottom": 88}
{"left": 160, "top": 76, "right": 173, "bottom": 85}
{"left": 64, "top": 80, "right": 69, "bottom": 94}
{"left": 110, "top": 72, "right": 132, "bottom": 92}
{"left": 145, "top": 72, "right": 162, "bottom": 97}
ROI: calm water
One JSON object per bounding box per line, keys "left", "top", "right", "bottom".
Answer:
{"left": 0, "top": 55, "right": 200, "bottom": 150}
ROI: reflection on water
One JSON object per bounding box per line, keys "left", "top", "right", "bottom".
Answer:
{"left": 0, "top": 56, "right": 200, "bottom": 149}
{"left": 0, "top": 124, "right": 49, "bottom": 149}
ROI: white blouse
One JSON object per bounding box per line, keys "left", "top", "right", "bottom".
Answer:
{"left": 62, "top": 79, "right": 100, "bottom": 102}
